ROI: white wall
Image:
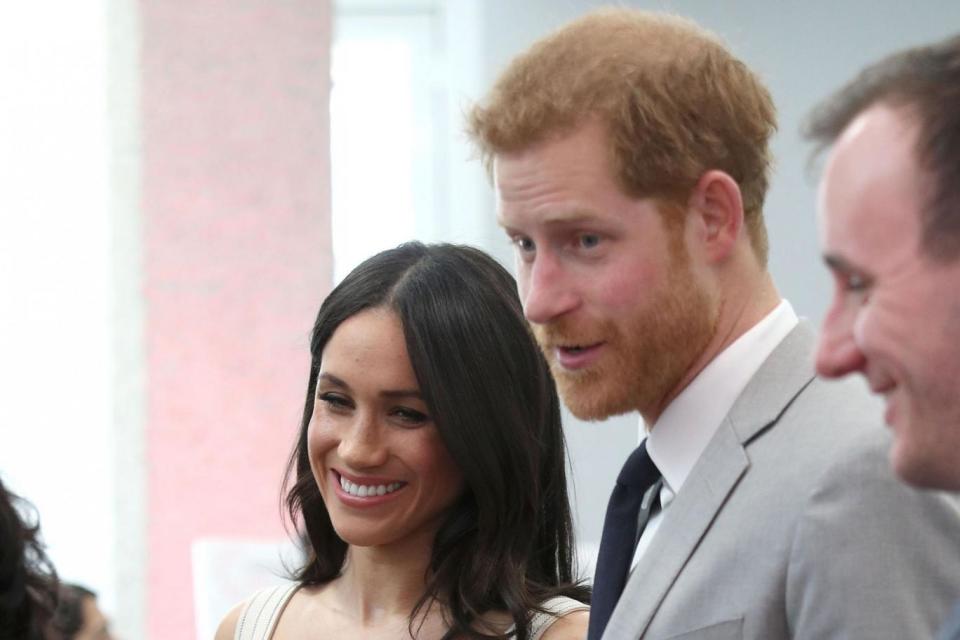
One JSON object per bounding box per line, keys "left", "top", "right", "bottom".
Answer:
{"left": 0, "top": 3, "right": 146, "bottom": 637}
{"left": 0, "top": 0, "right": 118, "bottom": 617}
{"left": 107, "top": 0, "right": 147, "bottom": 635}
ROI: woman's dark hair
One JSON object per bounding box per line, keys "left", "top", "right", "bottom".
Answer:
{"left": 285, "top": 242, "right": 588, "bottom": 639}
{"left": 51, "top": 583, "right": 98, "bottom": 637}
{"left": 0, "top": 477, "right": 60, "bottom": 639}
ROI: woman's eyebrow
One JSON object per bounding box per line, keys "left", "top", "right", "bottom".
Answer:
{"left": 319, "top": 373, "right": 421, "bottom": 400}
{"left": 317, "top": 372, "right": 350, "bottom": 390}
{"left": 380, "top": 389, "right": 423, "bottom": 400}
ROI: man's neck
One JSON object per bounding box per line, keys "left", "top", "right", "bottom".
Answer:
{"left": 643, "top": 272, "right": 781, "bottom": 425}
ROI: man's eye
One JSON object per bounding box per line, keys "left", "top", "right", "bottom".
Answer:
{"left": 578, "top": 233, "right": 601, "bottom": 249}
{"left": 843, "top": 273, "right": 869, "bottom": 293}
{"left": 512, "top": 236, "right": 535, "bottom": 253}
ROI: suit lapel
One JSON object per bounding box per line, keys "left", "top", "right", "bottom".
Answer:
{"left": 603, "top": 420, "right": 747, "bottom": 639}
{"left": 724, "top": 322, "right": 817, "bottom": 445}
{"left": 602, "top": 323, "right": 818, "bottom": 639}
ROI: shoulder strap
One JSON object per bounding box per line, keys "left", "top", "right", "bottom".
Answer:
{"left": 234, "top": 583, "right": 300, "bottom": 640}
{"left": 528, "top": 596, "right": 589, "bottom": 640}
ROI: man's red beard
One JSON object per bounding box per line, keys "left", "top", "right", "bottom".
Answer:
{"left": 532, "top": 264, "right": 717, "bottom": 421}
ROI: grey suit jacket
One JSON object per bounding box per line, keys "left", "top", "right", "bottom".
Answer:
{"left": 938, "top": 602, "right": 960, "bottom": 640}
{"left": 602, "top": 323, "right": 960, "bottom": 640}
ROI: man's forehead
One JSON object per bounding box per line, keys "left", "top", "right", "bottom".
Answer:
{"left": 823, "top": 108, "right": 917, "bottom": 209}
{"left": 497, "top": 206, "right": 602, "bottom": 229}
{"left": 493, "top": 121, "right": 611, "bottom": 178}
{"left": 830, "top": 104, "right": 920, "bottom": 173}
{"left": 819, "top": 104, "right": 927, "bottom": 264}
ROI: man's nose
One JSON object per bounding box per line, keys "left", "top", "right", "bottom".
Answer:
{"left": 815, "top": 303, "right": 866, "bottom": 378}
{"left": 521, "top": 254, "right": 580, "bottom": 325}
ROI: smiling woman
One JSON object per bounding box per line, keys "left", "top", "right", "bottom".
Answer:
{"left": 309, "top": 308, "right": 466, "bottom": 551}
{"left": 216, "top": 242, "right": 589, "bottom": 640}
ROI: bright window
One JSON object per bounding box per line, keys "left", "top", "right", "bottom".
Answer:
{"left": 331, "top": 9, "right": 439, "bottom": 282}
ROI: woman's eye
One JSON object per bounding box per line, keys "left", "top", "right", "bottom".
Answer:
{"left": 392, "top": 407, "right": 430, "bottom": 426}
{"left": 319, "top": 393, "right": 352, "bottom": 410}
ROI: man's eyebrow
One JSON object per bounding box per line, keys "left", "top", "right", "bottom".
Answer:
{"left": 498, "top": 209, "right": 602, "bottom": 230}
{"left": 823, "top": 253, "right": 859, "bottom": 273}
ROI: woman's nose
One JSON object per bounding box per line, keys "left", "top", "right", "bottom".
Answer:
{"left": 337, "top": 416, "right": 388, "bottom": 469}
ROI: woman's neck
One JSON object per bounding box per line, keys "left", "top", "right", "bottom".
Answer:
{"left": 331, "top": 529, "right": 437, "bottom": 625}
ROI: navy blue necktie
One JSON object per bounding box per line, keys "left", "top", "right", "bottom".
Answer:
{"left": 588, "top": 441, "right": 662, "bottom": 640}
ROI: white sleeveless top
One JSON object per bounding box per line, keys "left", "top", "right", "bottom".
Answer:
{"left": 234, "top": 583, "right": 588, "bottom": 640}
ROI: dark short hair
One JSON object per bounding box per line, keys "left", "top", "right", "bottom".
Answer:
{"left": 285, "top": 242, "right": 588, "bottom": 639}
{"left": 0, "top": 477, "right": 60, "bottom": 639}
{"left": 805, "top": 33, "right": 960, "bottom": 262}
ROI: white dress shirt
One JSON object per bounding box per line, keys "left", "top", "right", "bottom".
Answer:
{"left": 630, "top": 300, "right": 799, "bottom": 567}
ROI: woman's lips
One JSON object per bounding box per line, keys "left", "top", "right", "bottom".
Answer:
{"left": 331, "top": 470, "right": 407, "bottom": 508}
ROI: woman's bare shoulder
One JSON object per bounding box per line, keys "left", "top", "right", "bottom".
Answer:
{"left": 215, "top": 584, "right": 304, "bottom": 640}
{"left": 215, "top": 600, "right": 245, "bottom": 640}
{"left": 540, "top": 608, "right": 589, "bottom": 640}
{"left": 271, "top": 584, "right": 339, "bottom": 638}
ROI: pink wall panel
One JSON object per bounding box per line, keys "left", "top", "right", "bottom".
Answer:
{"left": 139, "top": 2, "right": 331, "bottom": 637}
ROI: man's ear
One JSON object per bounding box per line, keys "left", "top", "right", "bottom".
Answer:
{"left": 687, "top": 170, "right": 744, "bottom": 263}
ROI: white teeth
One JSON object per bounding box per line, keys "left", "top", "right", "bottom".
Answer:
{"left": 338, "top": 475, "right": 402, "bottom": 498}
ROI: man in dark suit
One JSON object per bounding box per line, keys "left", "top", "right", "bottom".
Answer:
{"left": 806, "top": 33, "right": 960, "bottom": 640}
{"left": 468, "top": 9, "right": 960, "bottom": 640}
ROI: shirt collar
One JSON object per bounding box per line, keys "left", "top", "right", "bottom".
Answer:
{"left": 643, "top": 300, "right": 799, "bottom": 495}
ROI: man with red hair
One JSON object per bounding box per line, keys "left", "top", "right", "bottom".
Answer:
{"left": 469, "top": 9, "right": 960, "bottom": 640}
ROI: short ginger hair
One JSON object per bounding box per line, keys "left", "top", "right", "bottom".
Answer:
{"left": 467, "top": 8, "right": 777, "bottom": 264}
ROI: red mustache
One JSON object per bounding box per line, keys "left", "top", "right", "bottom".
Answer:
{"left": 531, "top": 317, "right": 611, "bottom": 350}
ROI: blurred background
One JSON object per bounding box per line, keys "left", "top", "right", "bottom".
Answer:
{"left": 1, "top": 1, "right": 958, "bottom": 637}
